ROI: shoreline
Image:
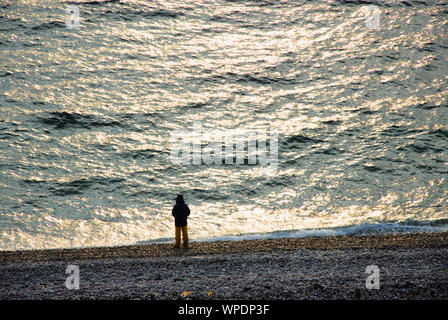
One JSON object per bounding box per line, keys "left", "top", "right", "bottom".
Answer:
{"left": 1, "top": 231, "right": 447, "bottom": 263}
{"left": 1, "top": 232, "right": 447, "bottom": 300}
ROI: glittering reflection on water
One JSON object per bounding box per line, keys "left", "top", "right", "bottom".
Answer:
{"left": 0, "top": 0, "right": 447, "bottom": 250}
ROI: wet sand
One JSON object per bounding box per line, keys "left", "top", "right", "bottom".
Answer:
{"left": 1, "top": 232, "right": 447, "bottom": 299}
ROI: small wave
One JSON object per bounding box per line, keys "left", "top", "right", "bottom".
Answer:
{"left": 179, "top": 102, "right": 207, "bottom": 110}
{"left": 144, "top": 9, "right": 181, "bottom": 18}
{"left": 38, "top": 111, "right": 123, "bottom": 130}
{"left": 322, "top": 120, "right": 343, "bottom": 125}
{"left": 336, "top": 0, "right": 441, "bottom": 7}
{"left": 190, "top": 188, "right": 229, "bottom": 201}
{"left": 400, "top": 218, "right": 448, "bottom": 227}
{"left": 31, "top": 21, "right": 65, "bottom": 31}
{"left": 282, "top": 134, "right": 323, "bottom": 147}
{"left": 336, "top": 0, "right": 385, "bottom": 6}
{"left": 406, "top": 144, "right": 430, "bottom": 154}
{"left": 380, "top": 125, "right": 412, "bottom": 137}
{"left": 263, "top": 175, "right": 292, "bottom": 188}
{"left": 101, "top": 8, "right": 181, "bottom": 19}
{"left": 429, "top": 128, "right": 448, "bottom": 140}
{"left": 236, "top": 74, "right": 299, "bottom": 85}
{"left": 57, "top": 176, "right": 124, "bottom": 187}
{"left": 360, "top": 109, "right": 378, "bottom": 115}
{"left": 83, "top": 6, "right": 182, "bottom": 21}
{"left": 65, "top": 0, "right": 120, "bottom": 5}
{"left": 414, "top": 103, "right": 442, "bottom": 110}
{"left": 22, "top": 178, "right": 46, "bottom": 185}
{"left": 198, "top": 72, "right": 300, "bottom": 86}
{"left": 316, "top": 147, "right": 345, "bottom": 155}
{"left": 119, "top": 149, "right": 157, "bottom": 160}
{"left": 198, "top": 220, "right": 448, "bottom": 243}
{"left": 51, "top": 176, "right": 125, "bottom": 196}
{"left": 397, "top": 143, "right": 443, "bottom": 154}
{"left": 362, "top": 164, "right": 383, "bottom": 173}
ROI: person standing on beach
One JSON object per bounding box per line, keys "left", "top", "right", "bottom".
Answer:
{"left": 172, "top": 195, "right": 190, "bottom": 248}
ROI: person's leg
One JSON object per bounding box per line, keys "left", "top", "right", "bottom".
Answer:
{"left": 182, "top": 226, "right": 189, "bottom": 248}
{"left": 174, "top": 226, "right": 181, "bottom": 247}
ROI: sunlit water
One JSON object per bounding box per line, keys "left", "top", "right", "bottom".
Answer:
{"left": 1, "top": 0, "right": 447, "bottom": 251}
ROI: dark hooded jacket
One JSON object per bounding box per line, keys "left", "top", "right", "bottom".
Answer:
{"left": 172, "top": 195, "right": 190, "bottom": 227}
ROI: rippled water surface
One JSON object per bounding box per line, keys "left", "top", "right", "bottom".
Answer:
{"left": 1, "top": 0, "right": 447, "bottom": 250}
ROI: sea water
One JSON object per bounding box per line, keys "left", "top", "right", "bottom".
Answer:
{"left": 0, "top": 0, "right": 447, "bottom": 250}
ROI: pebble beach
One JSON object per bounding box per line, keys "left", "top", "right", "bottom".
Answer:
{"left": 1, "top": 232, "right": 447, "bottom": 300}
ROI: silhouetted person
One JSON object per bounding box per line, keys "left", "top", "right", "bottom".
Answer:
{"left": 172, "top": 195, "right": 190, "bottom": 248}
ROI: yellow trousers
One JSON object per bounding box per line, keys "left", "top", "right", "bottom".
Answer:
{"left": 174, "top": 226, "right": 189, "bottom": 248}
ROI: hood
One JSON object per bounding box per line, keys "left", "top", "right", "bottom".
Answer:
{"left": 176, "top": 194, "right": 184, "bottom": 205}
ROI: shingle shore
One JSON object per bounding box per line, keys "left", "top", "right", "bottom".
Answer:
{"left": 1, "top": 232, "right": 447, "bottom": 262}
{"left": 1, "top": 232, "right": 447, "bottom": 299}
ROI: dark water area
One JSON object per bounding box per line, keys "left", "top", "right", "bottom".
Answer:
{"left": 0, "top": 0, "right": 447, "bottom": 250}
